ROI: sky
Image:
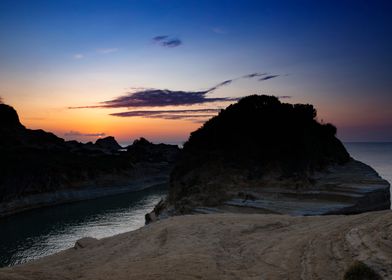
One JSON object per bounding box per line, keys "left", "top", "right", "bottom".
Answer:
{"left": 0, "top": 0, "right": 391, "bottom": 144}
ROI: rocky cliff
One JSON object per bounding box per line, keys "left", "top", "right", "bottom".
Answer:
{"left": 147, "top": 95, "right": 390, "bottom": 221}
{"left": 0, "top": 104, "right": 180, "bottom": 217}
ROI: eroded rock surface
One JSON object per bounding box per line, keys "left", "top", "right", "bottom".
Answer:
{"left": 221, "top": 159, "right": 390, "bottom": 215}
{"left": 1, "top": 211, "right": 391, "bottom": 280}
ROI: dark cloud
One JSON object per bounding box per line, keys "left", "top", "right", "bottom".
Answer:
{"left": 110, "top": 108, "right": 220, "bottom": 117}
{"left": 65, "top": 131, "right": 106, "bottom": 137}
{"left": 111, "top": 109, "right": 220, "bottom": 122}
{"left": 242, "top": 73, "right": 268, "bottom": 78}
{"left": 69, "top": 72, "right": 282, "bottom": 110}
{"left": 161, "top": 39, "right": 182, "bottom": 48}
{"left": 156, "top": 114, "right": 214, "bottom": 122}
{"left": 259, "top": 75, "right": 280, "bottom": 81}
{"left": 277, "top": 95, "right": 292, "bottom": 99}
{"left": 153, "top": 35, "right": 182, "bottom": 48}
{"left": 0, "top": 96, "right": 2, "bottom": 104}
{"left": 152, "top": 35, "right": 169, "bottom": 42}
{"left": 93, "top": 89, "right": 233, "bottom": 108}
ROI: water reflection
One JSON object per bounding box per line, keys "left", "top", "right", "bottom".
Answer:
{"left": 0, "top": 184, "right": 167, "bottom": 267}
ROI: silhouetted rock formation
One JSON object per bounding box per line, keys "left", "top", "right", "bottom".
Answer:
{"left": 0, "top": 104, "right": 180, "bottom": 217}
{"left": 95, "top": 136, "right": 122, "bottom": 153}
{"left": 126, "top": 138, "right": 179, "bottom": 163}
{"left": 0, "top": 104, "right": 23, "bottom": 129}
{"left": 147, "top": 95, "right": 389, "bottom": 219}
{"left": 0, "top": 104, "right": 66, "bottom": 149}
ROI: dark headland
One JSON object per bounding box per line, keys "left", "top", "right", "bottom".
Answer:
{"left": 0, "top": 95, "right": 391, "bottom": 280}
{"left": 0, "top": 103, "right": 179, "bottom": 217}
{"left": 147, "top": 95, "right": 390, "bottom": 220}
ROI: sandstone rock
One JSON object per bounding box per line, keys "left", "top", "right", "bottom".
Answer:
{"left": 2, "top": 211, "right": 392, "bottom": 280}
{"left": 223, "top": 159, "right": 390, "bottom": 215}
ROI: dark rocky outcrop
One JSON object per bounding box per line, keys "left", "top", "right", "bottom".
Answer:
{"left": 0, "top": 104, "right": 180, "bottom": 217}
{"left": 0, "top": 104, "right": 65, "bottom": 148}
{"left": 0, "top": 104, "right": 24, "bottom": 129}
{"left": 126, "top": 138, "right": 179, "bottom": 163}
{"left": 95, "top": 136, "right": 122, "bottom": 153}
{"left": 147, "top": 95, "right": 390, "bottom": 221}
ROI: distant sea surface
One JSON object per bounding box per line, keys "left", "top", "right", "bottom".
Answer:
{"left": 0, "top": 143, "right": 391, "bottom": 268}
{"left": 344, "top": 142, "right": 392, "bottom": 195}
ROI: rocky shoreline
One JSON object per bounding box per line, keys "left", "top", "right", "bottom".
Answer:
{"left": 214, "top": 159, "right": 390, "bottom": 215}
{"left": 0, "top": 175, "right": 168, "bottom": 218}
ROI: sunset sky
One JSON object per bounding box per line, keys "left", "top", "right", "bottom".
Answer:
{"left": 0, "top": 0, "right": 391, "bottom": 144}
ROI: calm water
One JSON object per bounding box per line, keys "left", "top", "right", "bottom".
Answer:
{"left": 344, "top": 142, "right": 392, "bottom": 191}
{"left": 0, "top": 143, "right": 391, "bottom": 268}
{"left": 0, "top": 184, "right": 167, "bottom": 267}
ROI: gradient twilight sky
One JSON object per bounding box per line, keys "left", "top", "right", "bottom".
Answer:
{"left": 0, "top": 0, "right": 391, "bottom": 144}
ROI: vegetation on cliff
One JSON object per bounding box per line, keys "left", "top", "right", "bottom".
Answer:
{"left": 169, "top": 95, "right": 350, "bottom": 210}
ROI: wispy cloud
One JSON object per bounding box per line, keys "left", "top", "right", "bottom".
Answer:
{"left": 96, "top": 48, "right": 118, "bottom": 54}
{"left": 73, "top": 54, "right": 84, "bottom": 59}
{"left": 153, "top": 35, "right": 183, "bottom": 48}
{"left": 207, "top": 79, "right": 233, "bottom": 92}
{"left": 161, "top": 39, "right": 182, "bottom": 48}
{"left": 0, "top": 96, "right": 3, "bottom": 104}
{"left": 242, "top": 72, "right": 268, "bottom": 78}
{"left": 259, "top": 74, "right": 280, "bottom": 81}
{"left": 65, "top": 131, "right": 106, "bottom": 137}
{"left": 110, "top": 109, "right": 220, "bottom": 122}
{"left": 111, "top": 108, "right": 219, "bottom": 117}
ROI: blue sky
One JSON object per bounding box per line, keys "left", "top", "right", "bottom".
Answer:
{"left": 0, "top": 0, "right": 391, "bottom": 143}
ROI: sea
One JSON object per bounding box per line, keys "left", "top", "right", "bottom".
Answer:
{"left": 0, "top": 142, "right": 391, "bottom": 267}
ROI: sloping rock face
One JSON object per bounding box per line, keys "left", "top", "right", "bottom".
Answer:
{"left": 221, "top": 160, "right": 390, "bottom": 215}
{"left": 1, "top": 211, "right": 391, "bottom": 280}
{"left": 0, "top": 104, "right": 24, "bottom": 129}
{"left": 0, "top": 104, "right": 180, "bottom": 217}
{"left": 0, "top": 104, "right": 64, "bottom": 148}
{"left": 162, "top": 95, "right": 390, "bottom": 216}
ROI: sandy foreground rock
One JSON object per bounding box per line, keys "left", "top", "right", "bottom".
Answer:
{"left": 1, "top": 211, "right": 392, "bottom": 280}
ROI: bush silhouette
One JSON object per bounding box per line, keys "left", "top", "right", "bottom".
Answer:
{"left": 169, "top": 95, "right": 350, "bottom": 206}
